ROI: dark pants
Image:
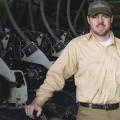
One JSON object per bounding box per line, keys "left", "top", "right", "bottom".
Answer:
{"left": 76, "top": 106, "right": 120, "bottom": 120}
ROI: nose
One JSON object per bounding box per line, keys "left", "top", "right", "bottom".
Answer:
{"left": 98, "top": 16, "right": 103, "bottom": 24}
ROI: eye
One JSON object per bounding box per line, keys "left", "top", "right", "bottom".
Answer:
{"left": 103, "top": 14, "right": 110, "bottom": 18}
{"left": 91, "top": 15, "right": 98, "bottom": 18}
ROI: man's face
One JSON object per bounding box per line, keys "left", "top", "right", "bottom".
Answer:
{"left": 87, "top": 13, "right": 113, "bottom": 37}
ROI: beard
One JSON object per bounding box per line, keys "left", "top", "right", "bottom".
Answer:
{"left": 93, "top": 28, "right": 110, "bottom": 36}
{"left": 91, "top": 23, "right": 111, "bottom": 36}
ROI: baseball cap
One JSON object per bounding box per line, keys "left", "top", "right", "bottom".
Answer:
{"left": 88, "top": 0, "right": 112, "bottom": 17}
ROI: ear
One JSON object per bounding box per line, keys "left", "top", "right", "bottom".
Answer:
{"left": 87, "top": 16, "right": 90, "bottom": 24}
{"left": 110, "top": 15, "right": 114, "bottom": 24}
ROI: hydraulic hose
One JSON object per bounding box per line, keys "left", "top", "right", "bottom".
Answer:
{"left": 3, "top": 0, "right": 31, "bottom": 45}
{"left": 56, "top": 0, "right": 62, "bottom": 30}
{"left": 67, "top": 0, "right": 78, "bottom": 37}
{"left": 40, "top": 0, "right": 60, "bottom": 43}
{"left": 28, "top": 0, "right": 35, "bottom": 31}
{"left": 73, "top": 0, "right": 86, "bottom": 29}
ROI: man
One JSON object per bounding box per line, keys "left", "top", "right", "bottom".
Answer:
{"left": 25, "top": 0, "right": 120, "bottom": 120}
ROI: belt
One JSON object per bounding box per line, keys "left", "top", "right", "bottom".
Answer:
{"left": 79, "top": 102, "right": 119, "bottom": 110}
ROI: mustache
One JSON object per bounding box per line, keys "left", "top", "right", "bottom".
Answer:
{"left": 97, "top": 24, "right": 105, "bottom": 27}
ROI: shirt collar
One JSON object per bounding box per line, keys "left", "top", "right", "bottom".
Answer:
{"left": 87, "top": 31, "right": 115, "bottom": 45}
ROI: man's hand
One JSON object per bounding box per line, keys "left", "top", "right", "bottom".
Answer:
{"left": 25, "top": 103, "right": 42, "bottom": 119}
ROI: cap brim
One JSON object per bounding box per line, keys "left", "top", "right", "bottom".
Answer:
{"left": 88, "top": 9, "right": 111, "bottom": 16}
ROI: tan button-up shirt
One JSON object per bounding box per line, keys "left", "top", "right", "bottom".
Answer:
{"left": 33, "top": 32, "right": 120, "bottom": 106}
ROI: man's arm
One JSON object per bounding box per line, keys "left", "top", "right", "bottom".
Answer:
{"left": 25, "top": 40, "right": 77, "bottom": 118}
